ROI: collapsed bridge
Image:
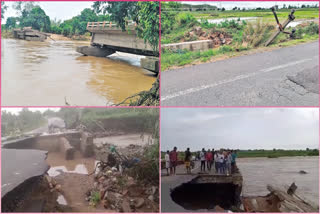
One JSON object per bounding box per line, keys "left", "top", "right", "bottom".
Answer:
{"left": 76, "top": 21, "right": 159, "bottom": 73}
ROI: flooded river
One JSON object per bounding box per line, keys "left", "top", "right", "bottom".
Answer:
{"left": 1, "top": 39, "right": 156, "bottom": 106}
{"left": 238, "top": 156, "right": 319, "bottom": 206}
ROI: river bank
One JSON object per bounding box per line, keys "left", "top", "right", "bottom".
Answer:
{"left": 1, "top": 30, "right": 90, "bottom": 41}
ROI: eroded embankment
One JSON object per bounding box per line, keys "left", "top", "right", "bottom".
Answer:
{"left": 1, "top": 121, "right": 158, "bottom": 212}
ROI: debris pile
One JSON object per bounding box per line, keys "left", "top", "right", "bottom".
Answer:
{"left": 183, "top": 27, "right": 232, "bottom": 46}
{"left": 86, "top": 164, "right": 159, "bottom": 212}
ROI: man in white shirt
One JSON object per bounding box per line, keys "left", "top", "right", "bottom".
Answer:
{"left": 165, "top": 150, "right": 170, "bottom": 176}
{"left": 200, "top": 148, "right": 206, "bottom": 172}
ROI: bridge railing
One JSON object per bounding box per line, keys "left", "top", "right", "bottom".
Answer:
{"left": 86, "top": 21, "right": 136, "bottom": 31}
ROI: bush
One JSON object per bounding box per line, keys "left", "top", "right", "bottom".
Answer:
{"left": 242, "top": 21, "right": 275, "bottom": 47}
{"left": 304, "top": 22, "right": 319, "bottom": 35}
{"left": 177, "top": 12, "right": 198, "bottom": 27}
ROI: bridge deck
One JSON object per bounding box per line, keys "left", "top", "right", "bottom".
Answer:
{"left": 87, "top": 21, "right": 154, "bottom": 55}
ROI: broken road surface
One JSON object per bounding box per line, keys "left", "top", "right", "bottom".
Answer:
{"left": 161, "top": 41, "right": 319, "bottom": 106}
{"left": 1, "top": 149, "right": 49, "bottom": 198}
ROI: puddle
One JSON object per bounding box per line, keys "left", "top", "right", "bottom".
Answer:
{"left": 46, "top": 151, "right": 97, "bottom": 177}
{"left": 57, "top": 194, "right": 68, "bottom": 205}
{"left": 287, "top": 20, "right": 315, "bottom": 28}
{"left": 171, "top": 182, "right": 239, "bottom": 210}
{"left": 48, "top": 164, "right": 89, "bottom": 177}
{"left": 202, "top": 17, "right": 258, "bottom": 24}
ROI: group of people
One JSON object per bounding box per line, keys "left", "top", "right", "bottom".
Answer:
{"left": 164, "top": 147, "right": 178, "bottom": 175}
{"left": 164, "top": 147, "right": 238, "bottom": 176}
{"left": 199, "top": 148, "right": 237, "bottom": 175}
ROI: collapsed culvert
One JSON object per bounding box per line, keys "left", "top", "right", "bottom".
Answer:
{"left": 171, "top": 176, "right": 242, "bottom": 211}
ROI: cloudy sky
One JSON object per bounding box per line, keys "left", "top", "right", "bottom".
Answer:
{"left": 2, "top": 1, "right": 93, "bottom": 22}
{"left": 161, "top": 108, "right": 319, "bottom": 151}
{"left": 181, "top": 1, "right": 318, "bottom": 9}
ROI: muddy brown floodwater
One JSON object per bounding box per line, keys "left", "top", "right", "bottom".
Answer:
{"left": 1, "top": 39, "right": 156, "bottom": 106}
{"left": 237, "top": 156, "right": 319, "bottom": 207}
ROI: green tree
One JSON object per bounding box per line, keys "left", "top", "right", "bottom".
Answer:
{"left": 92, "top": 1, "right": 159, "bottom": 53}
{"left": 1, "top": 2, "right": 8, "bottom": 19}
{"left": 5, "top": 17, "right": 17, "bottom": 29}
{"left": 13, "top": 1, "right": 38, "bottom": 16}
{"left": 20, "top": 6, "right": 51, "bottom": 32}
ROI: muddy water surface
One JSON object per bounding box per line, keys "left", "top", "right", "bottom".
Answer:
{"left": 1, "top": 39, "right": 156, "bottom": 106}
{"left": 237, "top": 156, "right": 319, "bottom": 206}
{"left": 46, "top": 151, "right": 96, "bottom": 176}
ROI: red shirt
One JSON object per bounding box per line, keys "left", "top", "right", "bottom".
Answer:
{"left": 169, "top": 150, "right": 178, "bottom": 162}
{"left": 206, "top": 152, "right": 213, "bottom": 161}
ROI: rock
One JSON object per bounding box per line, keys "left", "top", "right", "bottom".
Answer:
{"left": 102, "top": 199, "right": 109, "bottom": 209}
{"left": 98, "top": 176, "right": 106, "bottom": 183}
{"left": 107, "top": 191, "right": 122, "bottom": 203}
{"left": 95, "top": 171, "right": 103, "bottom": 180}
{"left": 122, "top": 199, "right": 132, "bottom": 212}
{"left": 127, "top": 177, "right": 136, "bottom": 186}
{"left": 148, "top": 195, "right": 154, "bottom": 202}
{"left": 122, "top": 189, "right": 128, "bottom": 195}
{"left": 93, "top": 182, "right": 98, "bottom": 189}
{"left": 214, "top": 205, "right": 225, "bottom": 212}
{"left": 135, "top": 198, "right": 145, "bottom": 208}
{"left": 151, "top": 186, "right": 157, "bottom": 195}
{"left": 102, "top": 180, "right": 110, "bottom": 188}
{"left": 55, "top": 184, "right": 62, "bottom": 192}
{"left": 111, "top": 167, "right": 117, "bottom": 171}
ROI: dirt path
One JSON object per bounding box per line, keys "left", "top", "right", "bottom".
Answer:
{"left": 54, "top": 173, "right": 111, "bottom": 212}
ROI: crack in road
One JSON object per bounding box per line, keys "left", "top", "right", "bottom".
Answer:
{"left": 161, "top": 58, "right": 314, "bottom": 102}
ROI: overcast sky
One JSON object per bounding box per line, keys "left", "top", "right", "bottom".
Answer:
{"left": 2, "top": 1, "right": 93, "bottom": 22}
{"left": 161, "top": 108, "right": 319, "bottom": 151}
{"left": 181, "top": 1, "right": 318, "bottom": 9}
{"left": 2, "top": 108, "right": 60, "bottom": 115}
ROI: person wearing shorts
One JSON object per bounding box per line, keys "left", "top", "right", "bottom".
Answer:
{"left": 185, "top": 148, "right": 192, "bottom": 174}
{"left": 169, "top": 147, "right": 178, "bottom": 175}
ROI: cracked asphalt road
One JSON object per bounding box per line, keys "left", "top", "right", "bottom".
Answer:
{"left": 161, "top": 41, "right": 319, "bottom": 106}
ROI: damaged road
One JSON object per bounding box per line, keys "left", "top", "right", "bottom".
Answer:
{"left": 161, "top": 41, "right": 319, "bottom": 106}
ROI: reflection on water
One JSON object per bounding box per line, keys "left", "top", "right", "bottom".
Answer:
{"left": 46, "top": 151, "right": 96, "bottom": 176}
{"left": 238, "top": 157, "right": 319, "bottom": 206}
{"left": 1, "top": 39, "right": 156, "bottom": 106}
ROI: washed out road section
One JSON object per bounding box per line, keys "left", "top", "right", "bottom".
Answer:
{"left": 1, "top": 149, "right": 49, "bottom": 197}
{"left": 161, "top": 41, "right": 319, "bottom": 106}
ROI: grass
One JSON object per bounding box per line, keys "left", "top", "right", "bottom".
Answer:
{"left": 89, "top": 191, "right": 101, "bottom": 207}
{"left": 190, "top": 8, "right": 319, "bottom": 20}
{"left": 237, "top": 149, "right": 319, "bottom": 158}
{"left": 161, "top": 7, "right": 319, "bottom": 71}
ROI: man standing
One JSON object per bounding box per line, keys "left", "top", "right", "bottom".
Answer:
{"left": 200, "top": 148, "right": 206, "bottom": 172}
{"left": 231, "top": 150, "right": 238, "bottom": 173}
{"left": 185, "top": 148, "right": 192, "bottom": 174}
{"left": 206, "top": 149, "right": 213, "bottom": 171}
{"left": 165, "top": 150, "right": 170, "bottom": 176}
{"left": 170, "top": 147, "right": 178, "bottom": 175}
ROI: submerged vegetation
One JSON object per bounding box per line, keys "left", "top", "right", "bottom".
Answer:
{"left": 161, "top": 2, "right": 319, "bottom": 70}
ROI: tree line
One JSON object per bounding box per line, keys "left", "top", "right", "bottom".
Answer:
{"left": 1, "top": 1, "right": 159, "bottom": 50}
